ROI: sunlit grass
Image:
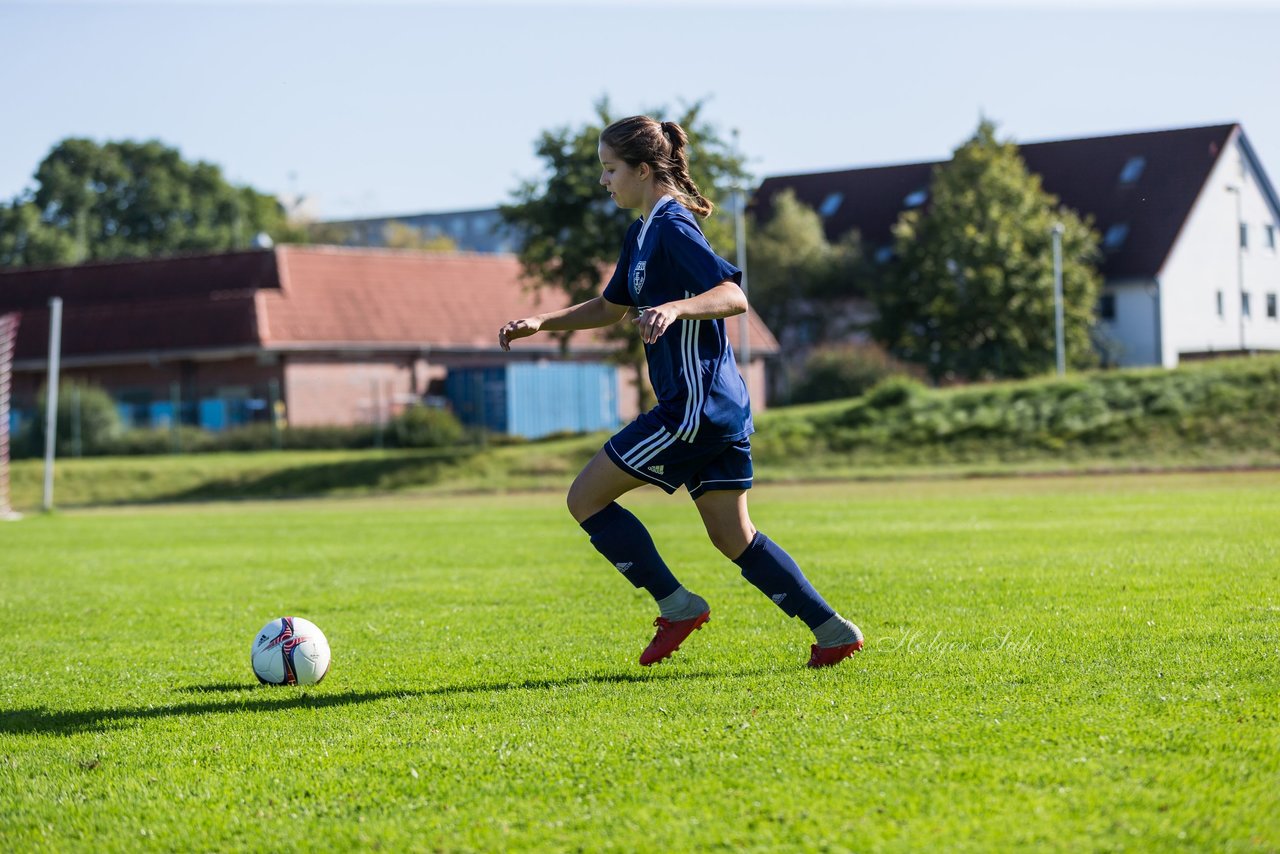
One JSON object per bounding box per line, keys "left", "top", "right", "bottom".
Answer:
{"left": 2, "top": 473, "right": 1277, "bottom": 850}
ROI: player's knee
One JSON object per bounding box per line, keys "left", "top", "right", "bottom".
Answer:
{"left": 566, "top": 478, "right": 600, "bottom": 525}
{"left": 705, "top": 523, "right": 750, "bottom": 559}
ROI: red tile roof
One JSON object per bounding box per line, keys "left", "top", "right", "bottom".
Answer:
{"left": 0, "top": 246, "right": 778, "bottom": 364}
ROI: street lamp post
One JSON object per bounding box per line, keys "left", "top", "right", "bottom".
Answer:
{"left": 1051, "top": 223, "right": 1065, "bottom": 376}
{"left": 732, "top": 129, "right": 750, "bottom": 373}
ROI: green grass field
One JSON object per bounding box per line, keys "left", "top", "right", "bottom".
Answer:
{"left": 2, "top": 473, "right": 1277, "bottom": 851}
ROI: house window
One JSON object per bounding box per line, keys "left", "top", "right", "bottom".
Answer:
{"left": 1267, "top": 225, "right": 1277, "bottom": 249}
{"left": 1267, "top": 293, "right": 1278, "bottom": 320}
{"left": 1216, "top": 290, "right": 1225, "bottom": 318}
{"left": 1240, "top": 223, "right": 1248, "bottom": 249}
{"left": 818, "top": 192, "right": 844, "bottom": 218}
{"left": 1118, "top": 156, "right": 1146, "bottom": 185}
{"left": 1103, "top": 223, "right": 1129, "bottom": 251}
{"left": 1098, "top": 294, "right": 1116, "bottom": 320}
{"left": 1242, "top": 292, "right": 1251, "bottom": 318}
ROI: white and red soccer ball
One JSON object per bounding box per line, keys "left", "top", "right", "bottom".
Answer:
{"left": 251, "top": 617, "right": 331, "bottom": 686}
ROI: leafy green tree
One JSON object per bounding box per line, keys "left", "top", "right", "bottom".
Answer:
{"left": 746, "top": 189, "right": 869, "bottom": 348}
{"left": 0, "top": 138, "right": 305, "bottom": 269}
{"left": 382, "top": 221, "right": 458, "bottom": 252}
{"left": 873, "top": 120, "right": 1102, "bottom": 382}
{"left": 789, "top": 342, "right": 919, "bottom": 405}
{"left": 500, "top": 99, "right": 746, "bottom": 407}
{"left": 304, "top": 220, "right": 355, "bottom": 245}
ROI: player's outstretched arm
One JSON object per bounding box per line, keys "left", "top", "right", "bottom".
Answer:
{"left": 499, "top": 296, "right": 629, "bottom": 351}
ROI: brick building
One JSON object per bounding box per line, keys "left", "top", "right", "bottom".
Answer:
{"left": 0, "top": 246, "right": 778, "bottom": 434}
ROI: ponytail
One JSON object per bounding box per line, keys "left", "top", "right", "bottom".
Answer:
{"left": 603, "top": 116, "right": 715, "bottom": 218}
{"left": 658, "top": 121, "right": 712, "bottom": 217}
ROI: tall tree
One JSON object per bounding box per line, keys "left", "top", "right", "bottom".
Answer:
{"left": 746, "top": 189, "right": 869, "bottom": 348}
{"left": 0, "top": 138, "right": 304, "bottom": 269}
{"left": 382, "top": 221, "right": 458, "bottom": 252}
{"left": 873, "top": 120, "right": 1102, "bottom": 381}
{"left": 500, "top": 99, "right": 746, "bottom": 407}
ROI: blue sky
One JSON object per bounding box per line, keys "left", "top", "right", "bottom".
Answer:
{"left": 3, "top": 0, "right": 1279, "bottom": 221}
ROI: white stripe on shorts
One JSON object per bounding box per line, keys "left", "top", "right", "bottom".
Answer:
{"left": 621, "top": 426, "right": 671, "bottom": 466}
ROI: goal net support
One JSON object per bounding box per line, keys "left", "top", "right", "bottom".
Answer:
{"left": 1, "top": 312, "right": 19, "bottom": 519}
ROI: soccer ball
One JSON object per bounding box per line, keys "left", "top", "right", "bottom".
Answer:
{"left": 251, "top": 617, "right": 331, "bottom": 686}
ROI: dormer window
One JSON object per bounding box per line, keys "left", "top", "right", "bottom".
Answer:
{"left": 1103, "top": 223, "right": 1129, "bottom": 250}
{"left": 1118, "top": 156, "right": 1146, "bottom": 185}
{"left": 818, "top": 192, "right": 844, "bottom": 218}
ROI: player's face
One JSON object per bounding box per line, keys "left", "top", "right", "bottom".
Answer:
{"left": 599, "top": 143, "right": 646, "bottom": 210}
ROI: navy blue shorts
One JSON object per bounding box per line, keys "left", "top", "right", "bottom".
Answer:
{"left": 603, "top": 413, "right": 753, "bottom": 500}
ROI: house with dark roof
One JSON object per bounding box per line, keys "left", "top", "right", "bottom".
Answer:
{"left": 0, "top": 246, "right": 778, "bottom": 436}
{"left": 754, "top": 123, "right": 1280, "bottom": 368}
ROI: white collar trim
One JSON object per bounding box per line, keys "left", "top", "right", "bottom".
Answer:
{"left": 636, "top": 194, "right": 675, "bottom": 249}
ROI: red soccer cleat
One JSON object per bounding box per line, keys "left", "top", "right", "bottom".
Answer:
{"left": 806, "top": 639, "right": 864, "bottom": 668}
{"left": 639, "top": 610, "right": 710, "bottom": 666}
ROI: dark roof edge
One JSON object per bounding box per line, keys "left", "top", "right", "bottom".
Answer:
{"left": 760, "top": 122, "right": 1244, "bottom": 183}
{"left": 1238, "top": 130, "right": 1280, "bottom": 222}
{"left": 0, "top": 247, "right": 277, "bottom": 277}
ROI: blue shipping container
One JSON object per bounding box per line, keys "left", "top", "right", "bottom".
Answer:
{"left": 446, "top": 362, "right": 620, "bottom": 439}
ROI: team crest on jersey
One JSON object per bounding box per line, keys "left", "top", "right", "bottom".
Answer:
{"left": 632, "top": 261, "right": 646, "bottom": 296}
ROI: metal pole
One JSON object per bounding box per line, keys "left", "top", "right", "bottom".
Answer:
{"left": 371, "top": 379, "right": 383, "bottom": 450}
{"left": 1051, "top": 223, "right": 1065, "bottom": 376}
{"left": 71, "top": 385, "right": 82, "bottom": 458}
{"left": 1226, "top": 185, "right": 1245, "bottom": 351}
{"left": 170, "top": 381, "right": 182, "bottom": 453}
{"left": 269, "top": 378, "right": 283, "bottom": 450}
{"left": 42, "top": 297, "right": 63, "bottom": 512}
{"left": 732, "top": 129, "right": 751, "bottom": 376}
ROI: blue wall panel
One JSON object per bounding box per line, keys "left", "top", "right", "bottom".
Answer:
{"left": 447, "top": 363, "right": 620, "bottom": 439}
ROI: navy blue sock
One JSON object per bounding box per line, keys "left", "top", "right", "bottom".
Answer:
{"left": 580, "top": 503, "right": 681, "bottom": 601}
{"left": 733, "top": 532, "right": 835, "bottom": 629}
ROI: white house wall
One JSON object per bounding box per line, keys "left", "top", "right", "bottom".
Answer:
{"left": 1158, "top": 129, "right": 1280, "bottom": 366}
{"left": 1098, "top": 279, "right": 1160, "bottom": 367}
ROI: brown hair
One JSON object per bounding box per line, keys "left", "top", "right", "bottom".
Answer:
{"left": 600, "top": 116, "right": 713, "bottom": 217}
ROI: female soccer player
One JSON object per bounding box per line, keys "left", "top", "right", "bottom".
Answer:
{"left": 499, "top": 116, "right": 863, "bottom": 668}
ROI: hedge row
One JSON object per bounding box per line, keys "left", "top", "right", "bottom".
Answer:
{"left": 13, "top": 403, "right": 467, "bottom": 458}
{"left": 753, "top": 355, "right": 1280, "bottom": 464}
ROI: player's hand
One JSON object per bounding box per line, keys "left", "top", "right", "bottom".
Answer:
{"left": 499, "top": 317, "right": 541, "bottom": 351}
{"left": 633, "top": 304, "right": 679, "bottom": 344}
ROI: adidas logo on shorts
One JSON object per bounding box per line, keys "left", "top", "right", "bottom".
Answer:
{"left": 771, "top": 593, "right": 788, "bottom": 605}
{"left": 615, "top": 562, "right": 634, "bottom": 572}
{"left": 647, "top": 464, "right": 665, "bottom": 475}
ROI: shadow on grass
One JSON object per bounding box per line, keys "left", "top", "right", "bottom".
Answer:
{"left": 2, "top": 667, "right": 766, "bottom": 736}
{"left": 151, "top": 450, "right": 476, "bottom": 503}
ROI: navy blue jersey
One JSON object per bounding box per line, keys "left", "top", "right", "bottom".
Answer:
{"left": 603, "top": 197, "right": 753, "bottom": 443}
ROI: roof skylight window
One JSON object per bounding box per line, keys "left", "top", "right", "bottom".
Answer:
{"left": 818, "top": 192, "right": 844, "bottom": 218}
{"left": 1103, "top": 223, "right": 1129, "bottom": 250}
{"left": 903, "top": 189, "right": 928, "bottom": 208}
{"left": 1118, "top": 156, "right": 1146, "bottom": 185}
